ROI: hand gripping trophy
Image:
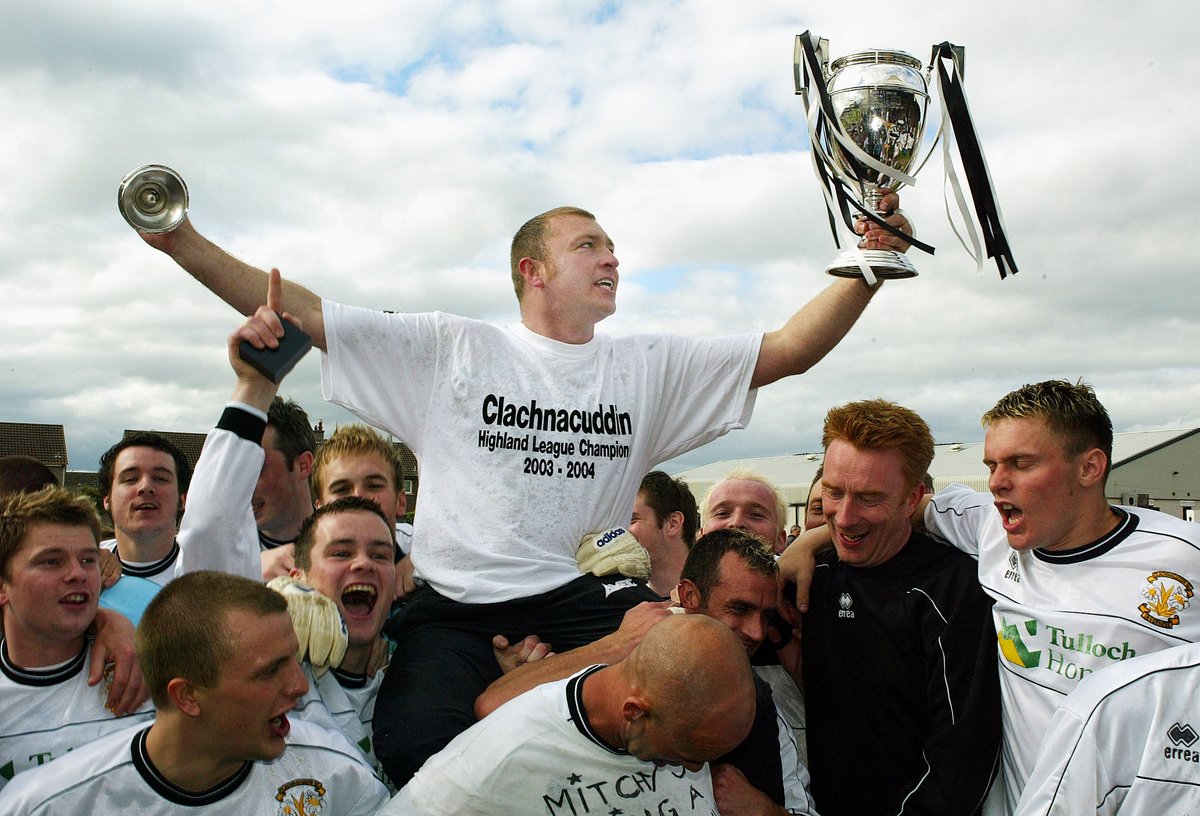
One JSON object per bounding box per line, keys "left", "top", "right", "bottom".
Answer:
{"left": 794, "top": 31, "right": 1017, "bottom": 284}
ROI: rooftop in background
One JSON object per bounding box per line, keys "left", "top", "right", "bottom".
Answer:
{"left": 675, "top": 429, "right": 1200, "bottom": 522}
{"left": 0, "top": 422, "right": 68, "bottom": 469}
{"left": 122, "top": 429, "right": 208, "bottom": 473}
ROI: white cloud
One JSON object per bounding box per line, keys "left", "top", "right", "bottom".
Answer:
{"left": 0, "top": 0, "right": 1196, "bottom": 476}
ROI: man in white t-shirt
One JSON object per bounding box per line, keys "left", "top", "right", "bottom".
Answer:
{"left": 385, "top": 613, "right": 755, "bottom": 816}
{"left": 0, "top": 570, "right": 389, "bottom": 815}
{"left": 138, "top": 196, "right": 909, "bottom": 783}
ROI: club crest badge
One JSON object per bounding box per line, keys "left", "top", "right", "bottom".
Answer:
{"left": 1138, "top": 571, "right": 1194, "bottom": 629}
{"left": 277, "top": 778, "right": 327, "bottom": 815}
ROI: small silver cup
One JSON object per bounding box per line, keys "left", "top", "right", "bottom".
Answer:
{"left": 118, "top": 165, "right": 188, "bottom": 233}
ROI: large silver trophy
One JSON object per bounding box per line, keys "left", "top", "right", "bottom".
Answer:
{"left": 795, "top": 32, "right": 1018, "bottom": 282}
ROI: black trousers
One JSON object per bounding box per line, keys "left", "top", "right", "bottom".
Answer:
{"left": 373, "top": 572, "right": 660, "bottom": 787}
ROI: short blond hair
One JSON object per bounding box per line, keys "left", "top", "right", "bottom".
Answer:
{"left": 310, "top": 424, "right": 405, "bottom": 500}
{"left": 982, "top": 379, "right": 1113, "bottom": 478}
{"left": 699, "top": 467, "right": 787, "bottom": 535}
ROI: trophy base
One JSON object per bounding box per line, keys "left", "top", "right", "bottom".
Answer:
{"left": 825, "top": 250, "right": 918, "bottom": 280}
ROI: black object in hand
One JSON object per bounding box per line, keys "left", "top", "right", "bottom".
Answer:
{"left": 238, "top": 318, "right": 312, "bottom": 384}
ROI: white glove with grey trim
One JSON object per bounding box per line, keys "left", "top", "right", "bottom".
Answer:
{"left": 576, "top": 527, "right": 652, "bottom": 580}
{"left": 267, "top": 575, "right": 348, "bottom": 677}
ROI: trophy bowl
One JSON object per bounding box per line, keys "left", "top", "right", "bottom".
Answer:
{"left": 825, "top": 50, "right": 928, "bottom": 279}
{"left": 118, "top": 164, "right": 188, "bottom": 234}
{"left": 827, "top": 51, "right": 927, "bottom": 210}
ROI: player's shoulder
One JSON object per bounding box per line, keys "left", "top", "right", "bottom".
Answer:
{"left": 929, "top": 483, "right": 992, "bottom": 515}
{"left": 908, "top": 530, "right": 982, "bottom": 576}
{"left": 285, "top": 718, "right": 372, "bottom": 760}
{"left": 0, "top": 722, "right": 142, "bottom": 810}
{"left": 1125, "top": 506, "right": 1200, "bottom": 549}
{"left": 1064, "top": 641, "right": 1200, "bottom": 716}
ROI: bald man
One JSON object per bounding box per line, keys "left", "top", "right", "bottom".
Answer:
{"left": 384, "top": 614, "right": 755, "bottom": 815}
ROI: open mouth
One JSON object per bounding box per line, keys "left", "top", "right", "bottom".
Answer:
{"left": 998, "top": 503, "right": 1023, "bottom": 529}
{"left": 595, "top": 277, "right": 616, "bottom": 291}
{"left": 341, "top": 583, "right": 378, "bottom": 617}
{"left": 60, "top": 593, "right": 89, "bottom": 605}
{"left": 268, "top": 712, "right": 291, "bottom": 739}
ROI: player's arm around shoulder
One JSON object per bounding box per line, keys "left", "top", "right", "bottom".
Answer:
{"left": 474, "top": 600, "right": 674, "bottom": 718}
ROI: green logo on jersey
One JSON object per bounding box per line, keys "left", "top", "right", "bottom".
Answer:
{"left": 998, "top": 617, "right": 1041, "bottom": 668}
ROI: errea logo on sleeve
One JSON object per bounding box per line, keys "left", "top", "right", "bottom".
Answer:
{"left": 1165, "top": 722, "right": 1200, "bottom": 764}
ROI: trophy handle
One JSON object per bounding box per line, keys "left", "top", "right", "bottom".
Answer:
{"left": 793, "top": 34, "right": 828, "bottom": 95}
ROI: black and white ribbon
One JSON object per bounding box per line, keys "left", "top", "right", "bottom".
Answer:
{"left": 930, "top": 42, "right": 1018, "bottom": 278}
{"left": 795, "top": 31, "right": 1017, "bottom": 280}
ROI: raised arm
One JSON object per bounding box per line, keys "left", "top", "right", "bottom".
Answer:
{"left": 140, "top": 217, "right": 327, "bottom": 350}
{"left": 751, "top": 190, "right": 911, "bottom": 389}
{"left": 175, "top": 269, "right": 296, "bottom": 582}
{"left": 229, "top": 268, "right": 294, "bottom": 410}
{"left": 752, "top": 278, "right": 877, "bottom": 388}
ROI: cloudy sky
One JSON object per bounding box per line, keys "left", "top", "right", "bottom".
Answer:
{"left": 2, "top": 0, "right": 1196, "bottom": 476}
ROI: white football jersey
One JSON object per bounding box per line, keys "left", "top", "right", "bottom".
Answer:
{"left": 926, "top": 484, "right": 1200, "bottom": 810}
{"left": 0, "top": 640, "right": 153, "bottom": 790}
{"left": 0, "top": 719, "right": 389, "bottom": 815}
{"left": 1014, "top": 641, "right": 1200, "bottom": 815}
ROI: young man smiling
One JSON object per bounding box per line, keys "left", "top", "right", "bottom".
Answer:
{"left": 287, "top": 496, "right": 396, "bottom": 780}
{"left": 99, "top": 433, "right": 192, "bottom": 583}
{"left": 700, "top": 467, "right": 790, "bottom": 554}
{"left": 0, "top": 487, "right": 154, "bottom": 791}
{"left": 139, "top": 194, "right": 910, "bottom": 783}
{"left": 308, "top": 423, "right": 417, "bottom": 598}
